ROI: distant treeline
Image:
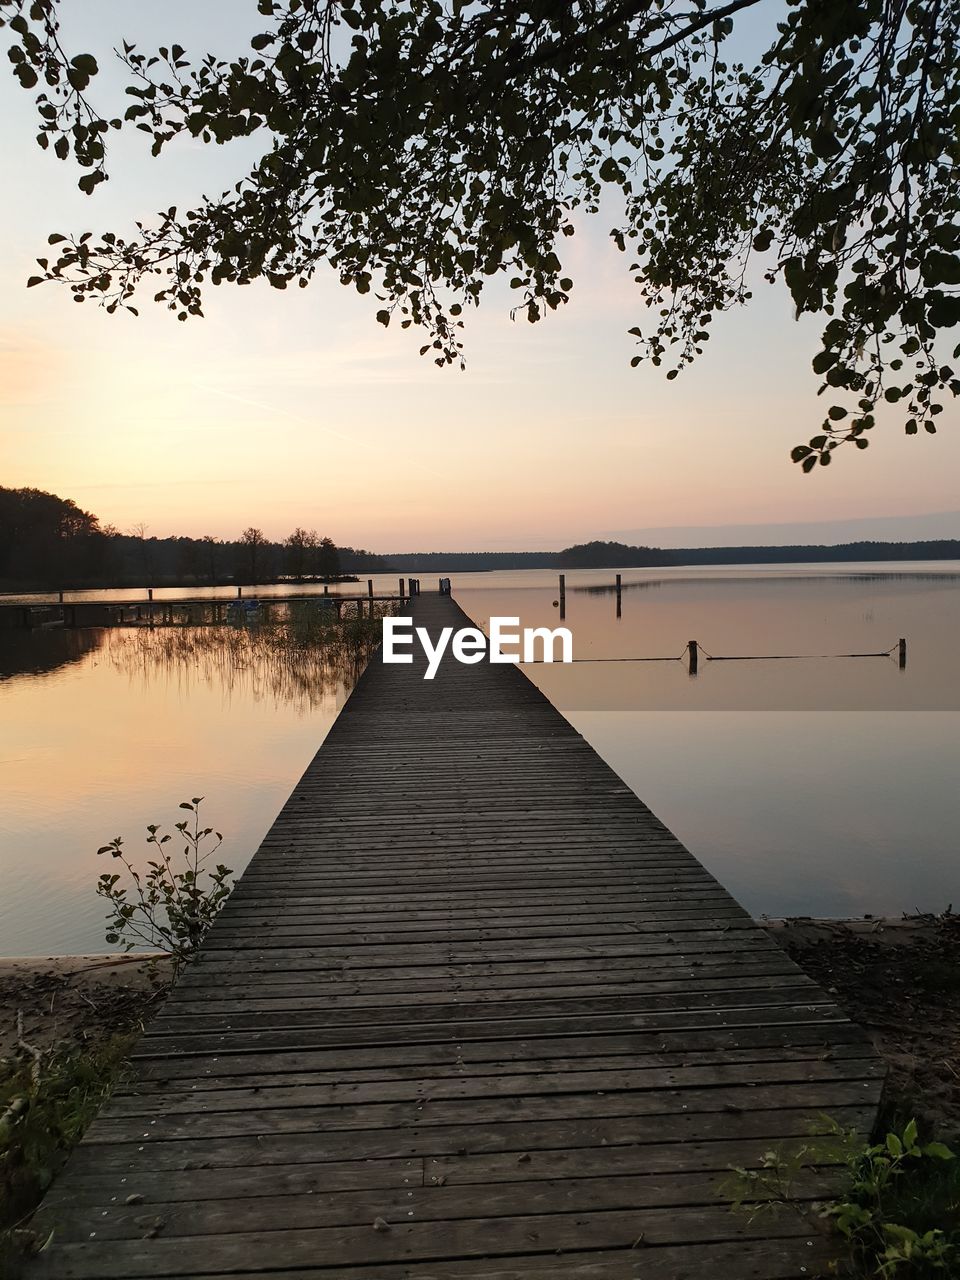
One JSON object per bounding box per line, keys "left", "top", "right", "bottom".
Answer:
{"left": 382, "top": 538, "right": 960, "bottom": 572}
{"left": 0, "top": 486, "right": 389, "bottom": 591}
{"left": 4, "top": 487, "right": 959, "bottom": 592}
{"left": 551, "top": 538, "right": 960, "bottom": 568}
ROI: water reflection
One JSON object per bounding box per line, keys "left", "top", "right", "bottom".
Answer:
{"left": 3, "top": 566, "right": 960, "bottom": 952}
{"left": 0, "top": 627, "right": 105, "bottom": 681}
{"left": 575, "top": 571, "right": 960, "bottom": 595}
{"left": 105, "top": 616, "right": 377, "bottom": 715}
{"left": 0, "top": 615, "right": 382, "bottom": 956}
{"left": 460, "top": 570, "right": 960, "bottom": 710}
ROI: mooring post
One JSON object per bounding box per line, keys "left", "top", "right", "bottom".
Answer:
{"left": 58, "top": 590, "right": 64, "bottom": 605}
{"left": 687, "top": 639, "right": 699, "bottom": 676}
{"left": 237, "top": 586, "right": 242, "bottom": 599}
{"left": 399, "top": 578, "right": 406, "bottom": 600}
{"left": 368, "top": 579, "right": 374, "bottom": 600}
{"left": 898, "top": 637, "right": 907, "bottom": 669}
{"left": 615, "top": 573, "right": 622, "bottom": 619}
{"left": 558, "top": 573, "right": 566, "bottom": 621}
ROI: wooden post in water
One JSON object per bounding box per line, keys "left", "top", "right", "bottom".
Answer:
{"left": 615, "top": 573, "right": 622, "bottom": 619}
{"left": 687, "top": 640, "right": 699, "bottom": 677}
{"left": 898, "top": 637, "right": 907, "bottom": 669}
{"left": 558, "top": 574, "right": 566, "bottom": 621}
{"left": 237, "top": 586, "right": 243, "bottom": 599}
{"left": 399, "top": 578, "right": 406, "bottom": 600}
{"left": 368, "top": 579, "right": 374, "bottom": 600}
{"left": 58, "top": 590, "right": 64, "bottom": 604}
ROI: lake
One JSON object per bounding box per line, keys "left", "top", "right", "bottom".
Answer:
{"left": 2, "top": 562, "right": 958, "bottom": 954}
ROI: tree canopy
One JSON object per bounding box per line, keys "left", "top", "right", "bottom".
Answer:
{"left": 2, "top": 0, "right": 958, "bottom": 467}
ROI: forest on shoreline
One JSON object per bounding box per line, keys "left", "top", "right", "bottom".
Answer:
{"left": 0, "top": 486, "right": 387, "bottom": 590}
{"left": 4, "top": 487, "right": 960, "bottom": 593}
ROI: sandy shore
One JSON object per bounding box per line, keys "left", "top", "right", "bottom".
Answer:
{"left": 765, "top": 913, "right": 960, "bottom": 1136}
{"left": 0, "top": 954, "right": 170, "bottom": 1059}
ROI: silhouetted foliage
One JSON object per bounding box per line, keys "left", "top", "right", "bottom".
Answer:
{"left": 0, "top": 486, "right": 382, "bottom": 590}
{"left": 2, "top": 0, "right": 958, "bottom": 467}
{"left": 380, "top": 540, "right": 960, "bottom": 571}
{"left": 555, "top": 538, "right": 960, "bottom": 568}
{"left": 0, "top": 487, "right": 108, "bottom": 587}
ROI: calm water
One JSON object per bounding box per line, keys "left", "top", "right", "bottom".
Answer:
{"left": 2, "top": 563, "right": 959, "bottom": 953}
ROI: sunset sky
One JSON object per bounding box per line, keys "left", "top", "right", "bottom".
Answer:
{"left": 2, "top": 1, "right": 959, "bottom": 552}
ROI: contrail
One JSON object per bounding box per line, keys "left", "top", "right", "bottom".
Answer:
{"left": 193, "top": 383, "right": 361, "bottom": 447}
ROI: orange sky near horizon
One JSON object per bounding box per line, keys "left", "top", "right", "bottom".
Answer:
{"left": 2, "top": 2, "right": 959, "bottom": 552}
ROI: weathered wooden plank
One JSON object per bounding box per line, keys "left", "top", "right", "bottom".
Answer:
{"left": 85, "top": 1078, "right": 882, "bottom": 1145}
{"left": 64, "top": 1103, "right": 879, "bottom": 1175}
{"left": 129, "top": 1027, "right": 875, "bottom": 1083}
{"left": 134, "top": 1238, "right": 833, "bottom": 1280}
{"left": 109, "top": 1057, "right": 882, "bottom": 1118}
{"left": 124, "top": 1041, "right": 878, "bottom": 1096}
{"left": 135, "top": 1003, "right": 851, "bottom": 1058}
{"left": 175, "top": 950, "right": 798, "bottom": 987}
{"left": 149, "top": 986, "right": 827, "bottom": 1036}
{"left": 32, "top": 1202, "right": 825, "bottom": 1278}
{"left": 210, "top": 905, "right": 753, "bottom": 934}
{"left": 165, "top": 973, "right": 820, "bottom": 1014}
{"left": 45, "top": 1166, "right": 848, "bottom": 1242}
{"left": 176, "top": 936, "right": 784, "bottom": 971}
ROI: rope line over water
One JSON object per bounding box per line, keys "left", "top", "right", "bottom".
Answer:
{"left": 692, "top": 641, "right": 902, "bottom": 662}
{"left": 526, "top": 642, "right": 903, "bottom": 665}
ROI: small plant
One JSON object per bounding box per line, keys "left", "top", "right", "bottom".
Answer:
{"left": 827, "top": 1120, "right": 956, "bottom": 1277}
{"left": 96, "top": 798, "right": 232, "bottom": 969}
{"left": 729, "top": 1119, "right": 957, "bottom": 1278}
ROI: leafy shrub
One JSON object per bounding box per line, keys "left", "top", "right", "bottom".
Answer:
{"left": 97, "top": 797, "right": 232, "bottom": 970}
{"left": 730, "top": 1119, "right": 958, "bottom": 1277}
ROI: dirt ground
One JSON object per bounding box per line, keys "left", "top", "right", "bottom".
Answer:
{"left": 767, "top": 912, "right": 960, "bottom": 1139}
{"left": 0, "top": 955, "right": 171, "bottom": 1062}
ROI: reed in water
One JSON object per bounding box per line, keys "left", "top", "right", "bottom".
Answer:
{"left": 105, "top": 601, "right": 398, "bottom": 712}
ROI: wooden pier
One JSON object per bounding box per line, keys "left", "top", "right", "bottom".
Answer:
{"left": 1, "top": 587, "right": 411, "bottom": 631}
{"left": 33, "top": 594, "right": 882, "bottom": 1279}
